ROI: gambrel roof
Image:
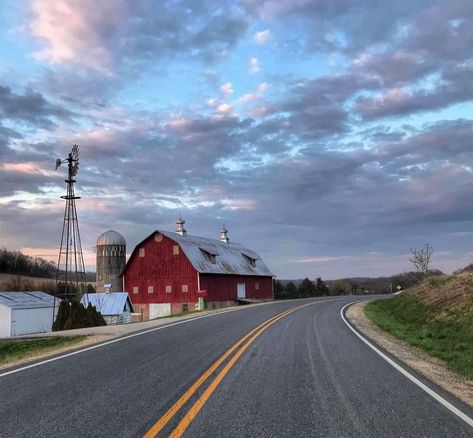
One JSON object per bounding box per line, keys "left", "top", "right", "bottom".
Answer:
{"left": 124, "top": 230, "right": 274, "bottom": 277}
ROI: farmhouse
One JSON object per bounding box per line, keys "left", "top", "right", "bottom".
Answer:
{"left": 122, "top": 219, "right": 274, "bottom": 319}
{"left": 0, "top": 292, "right": 59, "bottom": 337}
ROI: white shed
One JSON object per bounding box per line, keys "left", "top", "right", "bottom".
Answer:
{"left": 81, "top": 292, "right": 133, "bottom": 325}
{"left": 0, "top": 292, "right": 59, "bottom": 337}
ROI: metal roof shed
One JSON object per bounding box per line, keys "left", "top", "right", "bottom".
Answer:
{"left": 0, "top": 292, "right": 59, "bottom": 337}
{"left": 81, "top": 292, "right": 133, "bottom": 325}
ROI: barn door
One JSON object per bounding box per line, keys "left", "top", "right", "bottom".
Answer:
{"left": 237, "top": 283, "right": 246, "bottom": 299}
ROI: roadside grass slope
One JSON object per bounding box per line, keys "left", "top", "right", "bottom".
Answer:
{"left": 0, "top": 336, "right": 86, "bottom": 366}
{"left": 365, "top": 273, "right": 473, "bottom": 379}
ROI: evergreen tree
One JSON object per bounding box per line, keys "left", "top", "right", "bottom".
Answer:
{"left": 87, "top": 303, "right": 106, "bottom": 326}
{"left": 298, "top": 278, "right": 316, "bottom": 298}
{"left": 52, "top": 300, "right": 70, "bottom": 331}
{"left": 314, "top": 277, "right": 329, "bottom": 296}
{"left": 285, "top": 281, "right": 298, "bottom": 299}
{"left": 274, "top": 280, "right": 286, "bottom": 299}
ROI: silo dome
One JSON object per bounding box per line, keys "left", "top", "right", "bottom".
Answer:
{"left": 96, "top": 230, "right": 126, "bottom": 246}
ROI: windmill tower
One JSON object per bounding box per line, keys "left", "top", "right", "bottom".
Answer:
{"left": 55, "top": 144, "right": 87, "bottom": 301}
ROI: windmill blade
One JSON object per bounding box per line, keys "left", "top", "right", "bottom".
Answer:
{"left": 71, "top": 144, "right": 80, "bottom": 160}
{"left": 55, "top": 158, "right": 62, "bottom": 171}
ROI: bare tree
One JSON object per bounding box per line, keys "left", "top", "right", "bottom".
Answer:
{"left": 409, "top": 243, "right": 434, "bottom": 278}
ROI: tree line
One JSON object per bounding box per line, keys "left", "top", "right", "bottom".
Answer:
{"left": 274, "top": 277, "right": 330, "bottom": 299}
{"left": 0, "top": 248, "right": 56, "bottom": 278}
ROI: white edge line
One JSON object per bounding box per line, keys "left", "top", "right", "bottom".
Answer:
{"left": 341, "top": 302, "right": 473, "bottom": 429}
{"left": 0, "top": 306, "right": 243, "bottom": 379}
{"left": 0, "top": 297, "right": 340, "bottom": 379}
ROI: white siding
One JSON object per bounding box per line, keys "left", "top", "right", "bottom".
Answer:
{"left": 11, "top": 307, "right": 53, "bottom": 336}
{"left": 0, "top": 305, "right": 12, "bottom": 337}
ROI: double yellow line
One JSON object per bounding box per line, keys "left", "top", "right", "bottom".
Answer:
{"left": 144, "top": 305, "right": 304, "bottom": 438}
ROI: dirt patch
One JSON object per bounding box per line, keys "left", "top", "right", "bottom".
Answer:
{"left": 0, "top": 334, "right": 113, "bottom": 372}
{"left": 347, "top": 301, "right": 473, "bottom": 408}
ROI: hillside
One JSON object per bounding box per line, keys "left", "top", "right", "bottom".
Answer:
{"left": 365, "top": 273, "right": 473, "bottom": 378}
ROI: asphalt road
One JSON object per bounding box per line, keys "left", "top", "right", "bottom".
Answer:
{"left": 1, "top": 296, "right": 472, "bottom": 437}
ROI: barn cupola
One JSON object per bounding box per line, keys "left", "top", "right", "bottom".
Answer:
{"left": 175, "top": 216, "right": 187, "bottom": 236}
{"left": 220, "top": 224, "right": 229, "bottom": 243}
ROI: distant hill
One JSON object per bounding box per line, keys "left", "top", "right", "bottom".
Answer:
{"left": 453, "top": 263, "right": 473, "bottom": 275}
{"left": 279, "top": 270, "right": 444, "bottom": 294}
{"left": 0, "top": 247, "right": 96, "bottom": 283}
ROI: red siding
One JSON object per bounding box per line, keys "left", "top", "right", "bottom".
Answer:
{"left": 124, "top": 234, "right": 198, "bottom": 306}
{"left": 124, "top": 232, "right": 274, "bottom": 316}
{"left": 200, "top": 274, "right": 273, "bottom": 301}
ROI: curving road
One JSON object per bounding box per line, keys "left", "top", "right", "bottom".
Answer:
{"left": 1, "top": 296, "right": 472, "bottom": 437}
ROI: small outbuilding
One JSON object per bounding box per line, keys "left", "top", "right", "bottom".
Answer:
{"left": 81, "top": 292, "right": 133, "bottom": 325}
{"left": 0, "top": 291, "right": 59, "bottom": 337}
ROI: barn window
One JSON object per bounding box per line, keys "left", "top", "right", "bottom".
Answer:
{"left": 200, "top": 248, "right": 216, "bottom": 264}
{"left": 166, "top": 285, "right": 172, "bottom": 293}
{"left": 182, "top": 284, "right": 188, "bottom": 293}
{"left": 133, "top": 286, "right": 139, "bottom": 294}
{"left": 182, "top": 303, "right": 189, "bottom": 312}
{"left": 139, "top": 248, "right": 145, "bottom": 257}
{"left": 242, "top": 254, "right": 256, "bottom": 267}
{"left": 148, "top": 286, "right": 154, "bottom": 294}
{"left": 255, "top": 282, "right": 260, "bottom": 290}
{"left": 173, "top": 245, "right": 180, "bottom": 255}
{"left": 155, "top": 233, "right": 163, "bottom": 242}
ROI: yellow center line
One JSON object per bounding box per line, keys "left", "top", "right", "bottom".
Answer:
{"left": 168, "top": 305, "right": 303, "bottom": 438}
{"left": 143, "top": 306, "right": 300, "bottom": 438}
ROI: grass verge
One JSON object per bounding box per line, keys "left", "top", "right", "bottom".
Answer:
{"left": 0, "top": 336, "right": 87, "bottom": 365}
{"left": 365, "top": 294, "right": 473, "bottom": 379}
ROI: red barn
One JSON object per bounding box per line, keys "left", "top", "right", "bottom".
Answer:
{"left": 122, "top": 221, "right": 274, "bottom": 319}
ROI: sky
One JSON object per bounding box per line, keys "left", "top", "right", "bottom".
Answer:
{"left": 1, "top": 0, "right": 473, "bottom": 280}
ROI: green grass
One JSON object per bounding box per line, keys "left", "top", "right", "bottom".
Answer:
{"left": 365, "top": 295, "right": 473, "bottom": 379}
{"left": 0, "top": 336, "right": 86, "bottom": 365}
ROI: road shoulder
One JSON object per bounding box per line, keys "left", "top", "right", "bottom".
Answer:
{"left": 0, "top": 335, "right": 113, "bottom": 371}
{"left": 346, "top": 300, "right": 473, "bottom": 408}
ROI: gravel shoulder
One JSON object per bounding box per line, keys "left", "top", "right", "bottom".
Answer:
{"left": 346, "top": 300, "right": 473, "bottom": 408}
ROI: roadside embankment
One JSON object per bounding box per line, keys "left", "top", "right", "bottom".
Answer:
{"left": 346, "top": 274, "right": 473, "bottom": 407}
{"left": 0, "top": 336, "right": 99, "bottom": 371}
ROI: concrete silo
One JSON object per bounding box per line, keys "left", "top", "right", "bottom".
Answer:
{"left": 96, "top": 230, "right": 126, "bottom": 292}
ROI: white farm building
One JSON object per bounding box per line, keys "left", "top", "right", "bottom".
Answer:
{"left": 0, "top": 292, "right": 59, "bottom": 337}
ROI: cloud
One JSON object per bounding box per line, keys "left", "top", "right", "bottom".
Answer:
{"left": 355, "top": 65, "right": 473, "bottom": 120}
{"left": 220, "top": 82, "right": 234, "bottom": 97}
{"left": 0, "top": 85, "right": 73, "bottom": 128}
{"left": 254, "top": 29, "right": 271, "bottom": 44}
{"left": 29, "top": 0, "right": 249, "bottom": 70}
{"left": 249, "top": 57, "right": 261, "bottom": 73}
{"left": 216, "top": 103, "right": 233, "bottom": 115}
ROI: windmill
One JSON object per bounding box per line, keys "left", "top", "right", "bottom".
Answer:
{"left": 55, "top": 144, "right": 87, "bottom": 302}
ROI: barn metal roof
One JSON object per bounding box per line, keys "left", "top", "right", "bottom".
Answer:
{"left": 159, "top": 231, "right": 274, "bottom": 277}
{"left": 0, "top": 292, "right": 59, "bottom": 309}
{"left": 81, "top": 292, "right": 131, "bottom": 316}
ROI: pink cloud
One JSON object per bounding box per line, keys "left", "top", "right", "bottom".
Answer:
{"left": 29, "top": 0, "right": 127, "bottom": 68}
{"left": 221, "top": 198, "right": 257, "bottom": 210}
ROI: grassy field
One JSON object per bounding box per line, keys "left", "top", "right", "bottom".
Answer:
{"left": 365, "top": 274, "right": 473, "bottom": 379}
{"left": 0, "top": 336, "right": 86, "bottom": 365}
{"left": 0, "top": 273, "right": 56, "bottom": 290}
